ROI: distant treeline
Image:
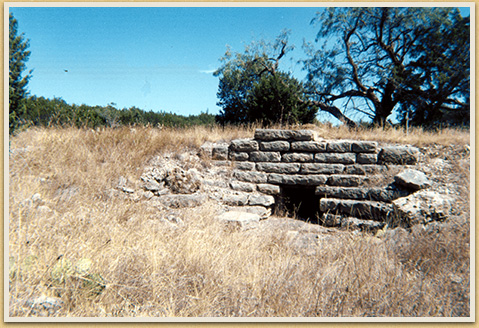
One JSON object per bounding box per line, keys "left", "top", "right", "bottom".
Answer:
{"left": 10, "top": 96, "right": 216, "bottom": 133}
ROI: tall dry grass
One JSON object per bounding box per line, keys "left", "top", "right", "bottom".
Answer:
{"left": 8, "top": 124, "right": 471, "bottom": 318}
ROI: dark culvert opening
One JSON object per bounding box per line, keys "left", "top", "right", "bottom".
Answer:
{"left": 275, "top": 185, "right": 322, "bottom": 224}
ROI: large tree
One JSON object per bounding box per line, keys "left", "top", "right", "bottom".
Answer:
{"left": 214, "top": 32, "right": 317, "bottom": 126}
{"left": 9, "top": 13, "right": 33, "bottom": 133}
{"left": 302, "top": 7, "right": 470, "bottom": 127}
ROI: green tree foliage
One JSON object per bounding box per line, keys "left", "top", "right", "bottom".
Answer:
{"left": 9, "top": 13, "right": 33, "bottom": 134}
{"left": 19, "top": 96, "right": 216, "bottom": 130}
{"left": 215, "top": 31, "right": 317, "bottom": 126}
{"left": 303, "top": 7, "right": 470, "bottom": 127}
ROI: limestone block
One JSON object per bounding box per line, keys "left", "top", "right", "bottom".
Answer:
{"left": 282, "top": 153, "right": 314, "bottom": 163}
{"left": 367, "top": 187, "right": 410, "bottom": 202}
{"left": 256, "top": 183, "right": 281, "bottom": 195}
{"left": 222, "top": 193, "right": 249, "bottom": 206}
{"left": 315, "top": 153, "right": 356, "bottom": 164}
{"left": 230, "top": 139, "right": 259, "bottom": 152}
{"left": 315, "top": 186, "right": 368, "bottom": 199}
{"left": 217, "top": 211, "right": 260, "bottom": 230}
{"left": 268, "top": 174, "right": 328, "bottom": 185}
{"left": 392, "top": 190, "right": 454, "bottom": 225}
{"left": 226, "top": 206, "right": 272, "bottom": 218}
{"left": 378, "top": 146, "right": 419, "bottom": 164}
{"left": 320, "top": 198, "right": 393, "bottom": 220}
{"left": 344, "top": 164, "right": 389, "bottom": 175}
{"left": 394, "top": 169, "right": 431, "bottom": 191}
{"left": 356, "top": 153, "right": 378, "bottom": 164}
{"left": 230, "top": 181, "right": 255, "bottom": 193}
{"left": 212, "top": 145, "right": 229, "bottom": 160}
{"left": 340, "top": 217, "right": 385, "bottom": 231}
{"left": 352, "top": 141, "right": 378, "bottom": 153}
{"left": 233, "top": 170, "right": 268, "bottom": 184}
{"left": 160, "top": 194, "right": 206, "bottom": 208}
{"left": 260, "top": 141, "right": 290, "bottom": 151}
{"left": 301, "top": 163, "right": 345, "bottom": 174}
{"left": 326, "top": 141, "right": 353, "bottom": 153}
{"left": 254, "top": 129, "right": 314, "bottom": 141}
{"left": 229, "top": 151, "right": 249, "bottom": 161}
{"left": 249, "top": 151, "right": 281, "bottom": 162}
{"left": 234, "top": 162, "right": 255, "bottom": 171}
{"left": 256, "top": 162, "right": 301, "bottom": 174}
{"left": 290, "top": 141, "right": 326, "bottom": 152}
{"left": 327, "top": 175, "right": 364, "bottom": 187}
{"left": 248, "top": 194, "right": 275, "bottom": 207}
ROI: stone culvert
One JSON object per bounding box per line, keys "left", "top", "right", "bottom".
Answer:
{"left": 206, "top": 129, "right": 440, "bottom": 230}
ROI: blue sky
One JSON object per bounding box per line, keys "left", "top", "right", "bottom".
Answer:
{"left": 8, "top": 4, "right": 471, "bottom": 121}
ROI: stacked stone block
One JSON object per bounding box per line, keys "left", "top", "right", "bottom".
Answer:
{"left": 211, "top": 129, "right": 421, "bottom": 224}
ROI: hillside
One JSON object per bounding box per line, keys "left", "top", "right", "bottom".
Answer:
{"left": 8, "top": 124, "right": 471, "bottom": 318}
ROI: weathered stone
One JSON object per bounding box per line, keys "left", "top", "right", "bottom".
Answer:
{"left": 356, "top": 153, "right": 378, "bottom": 164}
{"left": 229, "top": 152, "right": 249, "bottom": 161}
{"left": 320, "top": 198, "right": 393, "bottom": 220}
{"left": 212, "top": 145, "right": 229, "bottom": 160}
{"left": 233, "top": 170, "right": 268, "bottom": 183}
{"left": 315, "top": 186, "right": 368, "bottom": 199}
{"left": 234, "top": 162, "right": 255, "bottom": 171}
{"left": 320, "top": 213, "right": 342, "bottom": 227}
{"left": 301, "top": 163, "right": 344, "bottom": 174}
{"left": 378, "top": 146, "right": 420, "bottom": 165}
{"left": 268, "top": 174, "right": 328, "bottom": 185}
{"left": 217, "top": 211, "right": 260, "bottom": 230}
{"left": 290, "top": 141, "right": 326, "bottom": 152}
{"left": 248, "top": 194, "right": 275, "bottom": 207}
{"left": 143, "top": 180, "right": 162, "bottom": 192}
{"left": 352, "top": 141, "right": 378, "bottom": 153}
{"left": 166, "top": 168, "right": 201, "bottom": 194}
{"left": 249, "top": 151, "right": 281, "bottom": 162}
{"left": 327, "top": 175, "right": 364, "bottom": 187}
{"left": 256, "top": 162, "right": 301, "bottom": 174}
{"left": 260, "top": 141, "right": 290, "bottom": 151}
{"left": 315, "top": 153, "right": 356, "bottom": 164}
{"left": 392, "top": 190, "right": 454, "bottom": 225}
{"left": 230, "top": 181, "right": 255, "bottom": 193}
{"left": 211, "top": 160, "right": 231, "bottom": 167}
{"left": 367, "top": 187, "right": 411, "bottom": 202}
{"left": 256, "top": 183, "right": 281, "bottom": 195}
{"left": 160, "top": 194, "right": 206, "bottom": 208}
{"left": 326, "top": 141, "right": 353, "bottom": 153}
{"left": 230, "top": 139, "right": 259, "bottom": 152}
{"left": 394, "top": 169, "right": 431, "bottom": 190}
{"left": 254, "top": 129, "right": 314, "bottom": 141}
{"left": 282, "top": 153, "right": 314, "bottom": 162}
{"left": 343, "top": 164, "right": 390, "bottom": 175}
{"left": 226, "top": 206, "right": 271, "bottom": 218}
{"left": 222, "top": 193, "right": 249, "bottom": 206}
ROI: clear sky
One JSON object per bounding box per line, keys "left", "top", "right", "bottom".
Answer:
{"left": 8, "top": 4, "right": 471, "bottom": 120}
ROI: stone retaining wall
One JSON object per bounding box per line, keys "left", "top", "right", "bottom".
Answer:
{"left": 209, "top": 129, "right": 425, "bottom": 226}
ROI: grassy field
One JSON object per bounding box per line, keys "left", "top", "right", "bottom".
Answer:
{"left": 7, "top": 124, "right": 471, "bottom": 318}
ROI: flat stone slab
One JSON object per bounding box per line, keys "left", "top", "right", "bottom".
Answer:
{"left": 217, "top": 211, "right": 261, "bottom": 230}
{"left": 233, "top": 170, "right": 268, "bottom": 184}
{"left": 352, "top": 141, "right": 378, "bottom": 153}
{"left": 256, "top": 162, "right": 301, "bottom": 174}
{"left": 290, "top": 141, "right": 326, "bottom": 152}
{"left": 301, "top": 163, "right": 345, "bottom": 174}
{"left": 316, "top": 186, "right": 368, "bottom": 199}
{"left": 378, "top": 146, "right": 420, "bottom": 165}
{"left": 230, "top": 139, "right": 259, "bottom": 152}
{"left": 327, "top": 175, "right": 364, "bottom": 187}
{"left": 268, "top": 173, "right": 328, "bottom": 185}
{"left": 254, "top": 129, "right": 314, "bottom": 141}
{"left": 249, "top": 151, "right": 281, "bottom": 162}
{"left": 248, "top": 194, "right": 275, "bottom": 207}
{"left": 394, "top": 169, "right": 431, "bottom": 190}
{"left": 256, "top": 183, "right": 281, "bottom": 195}
{"left": 326, "top": 141, "right": 353, "bottom": 153}
{"left": 320, "top": 198, "right": 393, "bottom": 220}
{"left": 282, "top": 153, "right": 314, "bottom": 162}
{"left": 315, "top": 153, "right": 356, "bottom": 164}
{"left": 260, "top": 141, "right": 290, "bottom": 151}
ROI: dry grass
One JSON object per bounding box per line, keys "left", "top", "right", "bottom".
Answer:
{"left": 8, "top": 124, "right": 471, "bottom": 318}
